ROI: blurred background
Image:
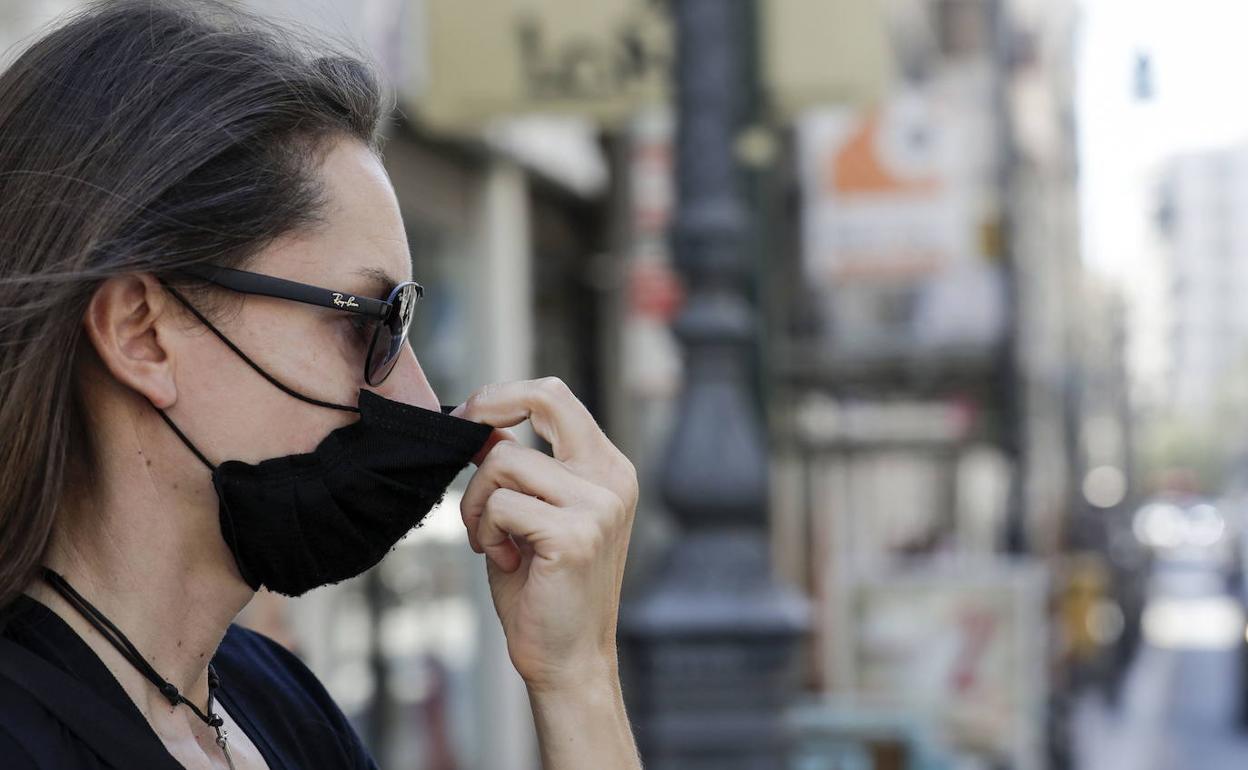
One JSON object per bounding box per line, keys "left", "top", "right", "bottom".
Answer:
{"left": 8, "top": 0, "right": 1248, "bottom": 768}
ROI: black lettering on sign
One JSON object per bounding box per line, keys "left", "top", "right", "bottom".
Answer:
{"left": 515, "top": 7, "right": 670, "bottom": 102}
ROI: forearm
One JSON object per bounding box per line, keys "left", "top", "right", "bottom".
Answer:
{"left": 526, "top": 668, "right": 642, "bottom": 770}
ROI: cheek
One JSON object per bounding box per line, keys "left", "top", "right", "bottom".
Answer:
{"left": 182, "top": 308, "right": 359, "bottom": 461}
{"left": 247, "top": 306, "right": 360, "bottom": 390}
{"left": 333, "top": 317, "right": 373, "bottom": 367}
{"left": 203, "top": 378, "right": 354, "bottom": 461}
{"left": 266, "top": 403, "right": 357, "bottom": 456}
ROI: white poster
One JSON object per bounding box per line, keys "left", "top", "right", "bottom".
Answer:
{"left": 798, "top": 87, "right": 1005, "bottom": 351}
{"left": 852, "top": 563, "right": 1048, "bottom": 770}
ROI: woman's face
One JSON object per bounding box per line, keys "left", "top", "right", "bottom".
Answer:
{"left": 165, "top": 137, "right": 440, "bottom": 464}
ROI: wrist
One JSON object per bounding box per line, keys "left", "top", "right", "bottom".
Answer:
{"left": 522, "top": 649, "right": 621, "bottom": 697}
{"left": 526, "top": 663, "right": 640, "bottom": 770}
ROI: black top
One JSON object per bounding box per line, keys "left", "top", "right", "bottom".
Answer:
{"left": 0, "top": 594, "right": 378, "bottom": 769}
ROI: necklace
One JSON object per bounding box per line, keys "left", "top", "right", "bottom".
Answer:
{"left": 41, "top": 567, "right": 237, "bottom": 770}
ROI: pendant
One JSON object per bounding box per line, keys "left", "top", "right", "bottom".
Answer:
{"left": 214, "top": 726, "right": 237, "bottom": 770}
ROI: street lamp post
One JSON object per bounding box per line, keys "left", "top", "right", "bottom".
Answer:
{"left": 621, "top": 1, "right": 810, "bottom": 767}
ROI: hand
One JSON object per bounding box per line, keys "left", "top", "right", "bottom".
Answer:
{"left": 452, "top": 378, "right": 638, "bottom": 694}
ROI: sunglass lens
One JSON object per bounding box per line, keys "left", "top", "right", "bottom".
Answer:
{"left": 365, "top": 282, "right": 420, "bottom": 385}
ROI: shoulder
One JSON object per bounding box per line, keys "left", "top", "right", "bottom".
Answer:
{"left": 215, "top": 624, "right": 377, "bottom": 770}
{"left": 0, "top": 602, "right": 133, "bottom": 769}
{"left": 0, "top": 670, "right": 96, "bottom": 769}
{"left": 0, "top": 714, "right": 47, "bottom": 769}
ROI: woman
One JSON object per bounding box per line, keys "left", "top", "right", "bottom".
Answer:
{"left": 0, "top": 1, "right": 640, "bottom": 768}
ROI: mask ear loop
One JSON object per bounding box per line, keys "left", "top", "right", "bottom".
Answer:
{"left": 160, "top": 280, "right": 361, "bottom": 415}
{"left": 155, "top": 409, "right": 216, "bottom": 472}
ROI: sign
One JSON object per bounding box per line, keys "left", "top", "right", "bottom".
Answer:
{"left": 412, "top": 0, "right": 889, "bottom": 129}
{"left": 763, "top": 0, "right": 891, "bottom": 115}
{"left": 415, "top": 0, "right": 669, "bottom": 128}
{"left": 796, "top": 87, "right": 1006, "bottom": 351}
{"left": 852, "top": 564, "right": 1048, "bottom": 770}
{"left": 799, "top": 90, "right": 970, "bottom": 283}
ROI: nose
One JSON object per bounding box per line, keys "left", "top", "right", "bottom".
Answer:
{"left": 372, "top": 345, "right": 440, "bottom": 411}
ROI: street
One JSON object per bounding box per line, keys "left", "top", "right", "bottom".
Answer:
{"left": 1074, "top": 554, "right": 1248, "bottom": 770}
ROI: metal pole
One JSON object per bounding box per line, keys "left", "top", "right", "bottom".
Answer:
{"left": 621, "top": 1, "right": 809, "bottom": 767}
{"left": 988, "top": 0, "right": 1027, "bottom": 555}
{"left": 363, "top": 570, "right": 392, "bottom": 764}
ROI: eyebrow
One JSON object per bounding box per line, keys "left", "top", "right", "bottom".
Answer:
{"left": 351, "top": 266, "right": 401, "bottom": 298}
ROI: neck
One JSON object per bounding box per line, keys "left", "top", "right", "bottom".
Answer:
{"left": 29, "top": 453, "right": 253, "bottom": 722}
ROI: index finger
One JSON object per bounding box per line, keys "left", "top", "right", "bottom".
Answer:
{"left": 449, "top": 377, "right": 607, "bottom": 464}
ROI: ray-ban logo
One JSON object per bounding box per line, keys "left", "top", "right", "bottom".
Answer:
{"left": 331, "top": 292, "right": 360, "bottom": 309}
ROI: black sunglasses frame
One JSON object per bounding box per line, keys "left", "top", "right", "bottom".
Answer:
{"left": 175, "top": 263, "right": 423, "bottom": 386}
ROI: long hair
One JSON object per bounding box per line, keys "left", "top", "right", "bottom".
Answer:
{"left": 0, "top": 0, "right": 390, "bottom": 607}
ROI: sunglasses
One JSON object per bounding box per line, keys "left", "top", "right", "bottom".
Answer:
{"left": 176, "top": 263, "right": 423, "bottom": 386}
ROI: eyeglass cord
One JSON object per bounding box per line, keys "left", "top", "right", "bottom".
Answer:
{"left": 41, "top": 567, "right": 237, "bottom": 770}
{"left": 160, "top": 281, "right": 360, "bottom": 415}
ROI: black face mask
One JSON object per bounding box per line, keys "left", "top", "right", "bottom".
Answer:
{"left": 154, "top": 294, "right": 493, "bottom": 597}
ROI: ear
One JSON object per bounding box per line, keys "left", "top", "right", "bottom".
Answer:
{"left": 82, "top": 273, "right": 179, "bottom": 410}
